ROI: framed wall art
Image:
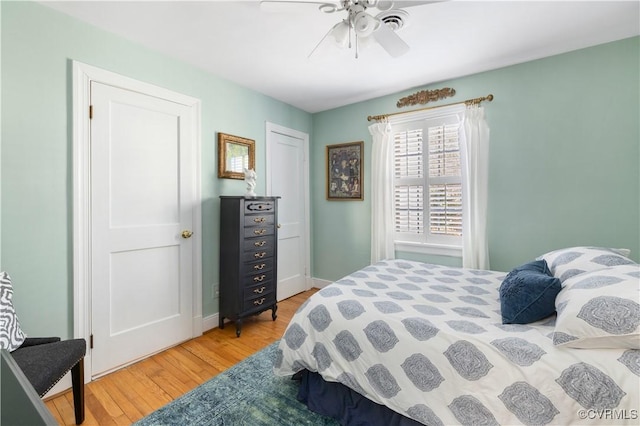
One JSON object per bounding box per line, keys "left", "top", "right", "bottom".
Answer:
{"left": 218, "top": 132, "right": 255, "bottom": 179}
{"left": 326, "top": 141, "right": 363, "bottom": 201}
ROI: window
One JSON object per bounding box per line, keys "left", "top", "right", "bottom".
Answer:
{"left": 391, "top": 105, "right": 465, "bottom": 255}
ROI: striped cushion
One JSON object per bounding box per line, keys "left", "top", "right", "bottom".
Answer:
{"left": 0, "top": 272, "right": 26, "bottom": 351}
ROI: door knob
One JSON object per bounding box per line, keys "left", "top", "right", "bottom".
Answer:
{"left": 181, "top": 230, "right": 193, "bottom": 239}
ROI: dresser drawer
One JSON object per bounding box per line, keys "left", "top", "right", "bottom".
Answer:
{"left": 244, "top": 225, "right": 274, "bottom": 239}
{"left": 245, "top": 200, "right": 275, "bottom": 214}
{"left": 243, "top": 270, "right": 274, "bottom": 287}
{"left": 245, "top": 258, "right": 274, "bottom": 274}
{"left": 243, "top": 236, "right": 275, "bottom": 252}
{"left": 244, "top": 214, "right": 274, "bottom": 227}
{"left": 243, "top": 246, "right": 274, "bottom": 262}
{"left": 244, "top": 280, "right": 275, "bottom": 300}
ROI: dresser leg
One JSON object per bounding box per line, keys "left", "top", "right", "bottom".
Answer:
{"left": 219, "top": 316, "right": 225, "bottom": 329}
{"left": 272, "top": 304, "right": 278, "bottom": 321}
{"left": 235, "top": 319, "right": 243, "bottom": 337}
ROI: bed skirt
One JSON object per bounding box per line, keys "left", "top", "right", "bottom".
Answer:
{"left": 294, "top": 369, "right": 423, "bottom": 426}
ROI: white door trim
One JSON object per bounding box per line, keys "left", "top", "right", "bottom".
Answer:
{"left": 72, "top": 61, "right": 203, "bottom": 381}
{"left": 265, "top": 122, "right": 312, "bottom": 291}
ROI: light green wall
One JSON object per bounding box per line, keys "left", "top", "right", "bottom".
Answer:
{"left": 312, "top": 36, "right": 640, "bottom": 281}
{"left": 1, "top": 2, "right": 312, "bottom": 337}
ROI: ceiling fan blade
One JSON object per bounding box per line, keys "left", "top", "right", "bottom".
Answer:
{"left": 259, "top": 0, "right": 335, "bottom": 4}
{"left": 373, "top": 20, "right": 409, "bottom": 57}
{"left": 386, "top": 1, "right": 445, "bottom": 9}
{"left": 259, "top": 0, "right": 340, "bottom": 12}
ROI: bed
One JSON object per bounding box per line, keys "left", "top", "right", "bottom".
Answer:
{"left": 273, "top": 247, "right": 640, "bottom": 425}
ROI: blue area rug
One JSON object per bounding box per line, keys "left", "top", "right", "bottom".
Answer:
{"left": 134, "top": 341, "right": 339, "bottom": 425}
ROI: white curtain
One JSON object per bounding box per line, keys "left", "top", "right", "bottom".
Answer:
{"left": 462, "top": 105, "right": 490, "bottom": 269}
{"left": 369, "top": 121, "right": 395, "bottom": 263}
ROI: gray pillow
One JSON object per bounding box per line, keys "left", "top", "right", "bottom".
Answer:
{"left": 538, "top": 246, "right": 635, "bottom": 283}
{"left": 553, "top": 264, "right": 640, "bottom": 349}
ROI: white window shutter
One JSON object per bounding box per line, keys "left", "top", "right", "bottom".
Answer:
{"left": 394, "top": 129, "right": 423, "bottom": 179}
{"left": 394, "top": 129, "right": 424, "bottom": 238}
{"left": 392, "top": 109, "right": 464, "bottom": 248}
{"left": 429, "top": 183, "right": 462, "bottom": 236}
{"left": 394, "top": 184, "right": 424, "bottom": 233}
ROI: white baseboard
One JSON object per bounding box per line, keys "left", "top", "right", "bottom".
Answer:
{"left": 203, "top": 313, "right": 220, "bottom": 333}
{"left": 312, "top": 277, "right": 333, "bottom": 289}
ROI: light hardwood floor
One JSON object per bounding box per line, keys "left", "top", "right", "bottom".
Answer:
{"left": 45, "top": 289, "right": 317, "bottom": 425}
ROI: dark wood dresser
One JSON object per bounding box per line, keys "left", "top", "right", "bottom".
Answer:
{"left": 219, "top": 196, "right": 279, "bottom": 337}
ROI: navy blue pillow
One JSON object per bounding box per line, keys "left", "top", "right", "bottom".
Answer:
{"left": 499, "top": 260, "right": 561, "bottom": 324}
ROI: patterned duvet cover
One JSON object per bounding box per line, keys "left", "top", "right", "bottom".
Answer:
{"left": 273, "top": 259, "right": 639, "bottom": 425}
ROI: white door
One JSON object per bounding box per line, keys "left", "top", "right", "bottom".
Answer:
{"left": 266, "top": 123, "right": 310, "bottom": 301}
{"left": 90, "top": 81, "right": 195, "bottom": 377}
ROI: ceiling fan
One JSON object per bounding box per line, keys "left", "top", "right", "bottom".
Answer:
{"left": 260, "top": 0, "right": 438, "bottom": 58}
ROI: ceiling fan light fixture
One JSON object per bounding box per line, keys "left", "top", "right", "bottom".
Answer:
{"left": 353, "top": 11, "right": 379, "bottom": 37}
{"left": 331, "top": 20, "right": 351, "bottom": 47}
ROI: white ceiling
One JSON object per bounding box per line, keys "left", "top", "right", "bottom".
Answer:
{"left": 41, "top": 0, "right": 639, "bottom": 113}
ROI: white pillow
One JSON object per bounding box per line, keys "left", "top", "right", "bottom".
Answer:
{"left": 0, "top": 272, "right": 27, "bottom": 351}
{"left": 538, "top": 246, "right": 635, "bottom": 283}
{"left": 553, "top": 264, "right": 640, "bottom": 349}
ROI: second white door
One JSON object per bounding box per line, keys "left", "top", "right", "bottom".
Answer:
{"left": 266, "top": 123, "right": 310, "bottom": 301}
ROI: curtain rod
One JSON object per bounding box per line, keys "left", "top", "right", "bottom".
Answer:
{"left": 367, "top": 94, "right": 494, "bottom": 122}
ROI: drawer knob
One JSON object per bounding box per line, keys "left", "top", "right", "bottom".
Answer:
{"left": 254, "top": 263, "right": 266, "bottom": 270}
{"left": 254, "top": 229, "right": 267, "bottom": 235}
{"left": 253, "top": 274, "right": 266, "bottom": 282}
{"left": 254, "top": 297, "right": 266, "bottom": 306}
{"left": 254, "top": 240, "right": 267, "bottom": 247}
{"left": 254, "top": 252, "right": 267, "bottom": 259}
{"left": 254, "top": 217, "right": 266, "bottom": 223}
{"left": 253, "top": 286, "right": 266, "bottom": 294}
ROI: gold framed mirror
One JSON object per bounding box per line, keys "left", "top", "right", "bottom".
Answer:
{"left": 218, "top": 132, "right": 255, "bottom": 179}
